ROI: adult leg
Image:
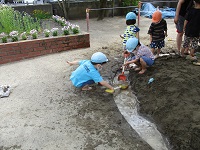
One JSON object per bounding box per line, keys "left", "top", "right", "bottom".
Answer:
{"left": 177, "top": 32, "right": 184, "bottom": 52}
{"left": 190, "top": 37, "right": 199, "bottom": 57}
{"left": 182, "top": 36, "right": 190, "bottom": 57}
{"left": 180, "top": 47, "right": 186, "bottom": 57}
{"left": 176, "top": 15, "right": 185, "bottom": 53}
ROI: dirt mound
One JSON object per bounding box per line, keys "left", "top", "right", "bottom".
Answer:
{"left": 128, "top": 55, "right": 200, "bottom": 149}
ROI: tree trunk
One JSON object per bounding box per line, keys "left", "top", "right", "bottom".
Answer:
{"left": 98, "top": 0, "right": 107, "bottom": 20}
{"left": 57, "top": 0, "right": 69, "bottom": 19}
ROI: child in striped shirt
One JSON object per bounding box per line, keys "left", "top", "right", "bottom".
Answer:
{"left": 148, "top": 11, "right": 168, "bottom": 58}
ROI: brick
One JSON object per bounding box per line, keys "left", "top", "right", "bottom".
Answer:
{"left": 20, "top": 48, "right": 34, "bottom": 54}
{"left": 0, "top": 59, "right": 10, "bottom": 65}
{"left": 53, "top": 47, "right": 65, "bottom": 53}
{"left": 10, "top": 57, "right": 24, "bottom": 62}
{"left": 0, "top": 51, "right": 7, "bottom": 57}
{"left": 28, "top": 51, "right": 41, "bottom": 57}
{"left": 40, "top": 49, "right": 53, "bottom": 55}
{"left": 0, "top": 33, "right": 90, "bottom": 64}
{"left": 33, "top": 47, "right": 46, "bottom": 52}
{"left": 0, "top": 46, "right": 14, "bottom": 52}
{"left": 7, "top": 50, "right": 21, "bottom": 55}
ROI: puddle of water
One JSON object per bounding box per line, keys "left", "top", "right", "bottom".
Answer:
{"left": 112, "top": 77, "right": 169, "bottom": 150}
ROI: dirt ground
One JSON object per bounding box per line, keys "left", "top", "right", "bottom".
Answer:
{"left": 128, "top": 54, "right": 200, "bottom": 150}
{"left": 0, "top": 16, "right": 199, "bottom": 150}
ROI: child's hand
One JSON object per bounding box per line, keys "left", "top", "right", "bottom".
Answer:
{"left": 120, "top": 34, "right": 124, "bottom": 39}
{"left": 134, "top": 26, "right": 140, "bottom": 32}
{"left": 174, "top": 16, "right": 178, "bottom": 24}
{"left": 123, "top": 62, "right": 129, "bottom": 66}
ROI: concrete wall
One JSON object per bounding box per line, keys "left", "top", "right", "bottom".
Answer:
{"left": 12, "top": 3, "right": 53, "bottom": 16}
{"left": 141, "top": 0, "right": 178, "bottom": 8}
{"left": 11, "top": 1, "right": 177, "bottom": 20}
{"left": 11, "top": 2, "right": 138, "bottom": 20}
{"left": 0, "top": 33, "right": 90, "bottom": 64}
{"left": 50, "top": 1, "right": 125, "bottom": 20}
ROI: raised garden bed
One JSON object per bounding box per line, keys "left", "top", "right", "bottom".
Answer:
{"left": 0, "top": 33, "right": 90, "bottom": 64}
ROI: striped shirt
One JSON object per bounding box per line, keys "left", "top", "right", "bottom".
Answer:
{"left": 133, "top": 44, "right": 155, "bottom": 60}
{"left": 147, "top": 19, "right": 167, "bottom": 42}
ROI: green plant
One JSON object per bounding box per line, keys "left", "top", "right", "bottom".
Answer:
{"left": 72, "top": 25, "right": 80, "bottom": 34}
{"left": 51, "top": 28, "right": 59, "bottom": 36}
{"left": 0, "top": 5, "right": 41, "bottom": 34}
{"left": 62, "top": 26, "right": 70, "bottom": 35}
{"left": 21, "top": 32, "right": 27, "bottom": 40}
{"left": 43, "top": 29, "right": 50, "bottom": 37}
{"left": 32, "top": 9, "right": 51, "bottom": 19}
{"left": 30, "top": 29, "right": 37, "bottom": 39}
{"left": 22, "top": 12, "right": 41, "bottom": 33}
{"left": 9, "top": 31, "right": 19, "bottom": 42}
{"left": 0, "top": 32, "right": 7, "bottom": 43}
{"left": 52, "top": 15, "right": 81, "bottom": 35}
{"left": 122, "top": 0, "right": 139, "bottom": 7}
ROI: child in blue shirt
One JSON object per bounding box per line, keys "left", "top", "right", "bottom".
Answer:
{"left": 67, "top": 52, "right": 114, "bottom": 91}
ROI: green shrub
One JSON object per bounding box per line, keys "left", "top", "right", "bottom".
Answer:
{"left": 122, "top": 0, "right": 139, "bottom": 7}
{"left": 0, "top": 5, "right": 41, "bottom": 34}
{"left": 32, "top": 9, "right": 51, "bottom": 19}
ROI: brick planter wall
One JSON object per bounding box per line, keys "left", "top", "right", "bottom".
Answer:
{"left": 0, "top": 33, "right": 90, "bottom": 65}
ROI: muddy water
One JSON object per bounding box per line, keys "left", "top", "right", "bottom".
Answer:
{"left": 113, "top": 77, "right": 169, "bottom": 150}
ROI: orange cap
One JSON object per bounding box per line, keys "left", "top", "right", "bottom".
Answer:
{"left": 152, "top": 11, "right": 162, "bottom": 23}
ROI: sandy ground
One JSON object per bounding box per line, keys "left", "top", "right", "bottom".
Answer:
{"left": 0, "top": 16, "right": 154, "bottom": 150}
{"left": 0, "top": 16, "right": 199, "bottom": 150}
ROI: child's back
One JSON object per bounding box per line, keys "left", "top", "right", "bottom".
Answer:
{"left": 122, "top": 12, "right": 140, "bottom": 50}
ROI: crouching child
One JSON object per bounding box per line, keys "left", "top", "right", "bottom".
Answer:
{"left": 67, "top": 52, "right": 114, "bottom": 91}
{"left": 124, "top": 37, "right": 155, "bottom": 74}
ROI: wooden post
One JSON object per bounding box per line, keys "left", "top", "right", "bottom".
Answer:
{"left": 138, "top": 1, "right": 141, "bottom": 40}
{"left": 138, "top": 1, "right": 141, "bottom": 27}
{"left": 86, "top": 8, "right": 90, "bottom": 32}
{"left": 112, "top": 0, "right": 115, "bottom": 17}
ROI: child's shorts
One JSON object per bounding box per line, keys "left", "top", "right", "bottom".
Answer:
{"left": 80, "top": 80, "right": 95, "bottom": 87}
{"left": 183, "top": 36, "right": 199, "bottom": 50}
{"left": 150, "top": 40, "right": 165, "bottom": 49}
{"left": 129, "top": 56, "right": 154, "bottom": 66}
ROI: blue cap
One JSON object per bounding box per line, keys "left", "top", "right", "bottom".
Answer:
{"left": 126, "top": 37, "right": 139, "bottom": 52}
{"left": 91, "top": 52, "right": 108, "bottom": 63}
{"left": 126, "top": 12, "right": 136, "bottom": 20}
